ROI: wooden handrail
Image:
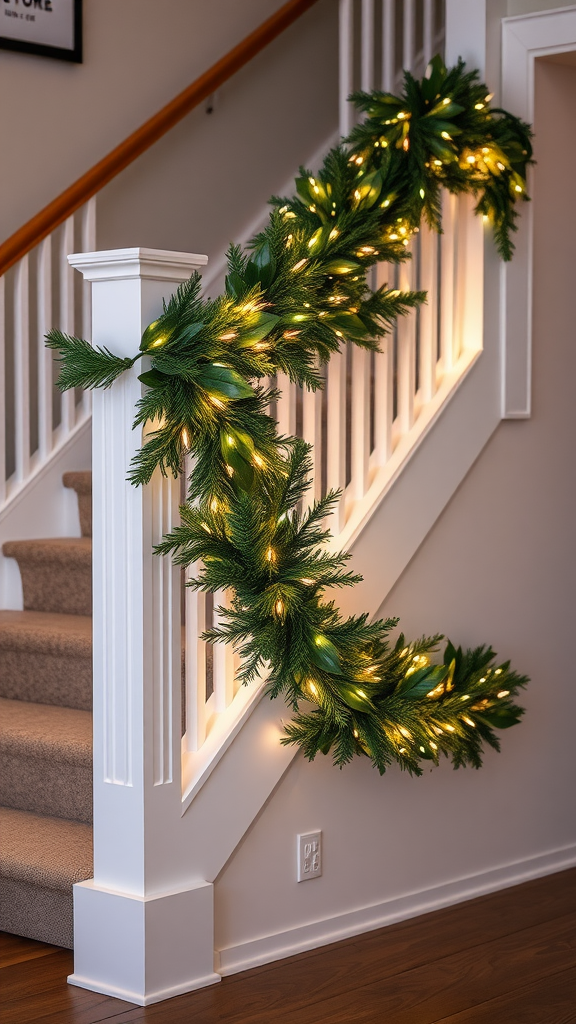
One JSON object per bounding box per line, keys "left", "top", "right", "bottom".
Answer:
{"left": 0, "top": 0, "right": 321, "bottom": 276}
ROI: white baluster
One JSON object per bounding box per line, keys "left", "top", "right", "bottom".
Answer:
{"left": 403, "top": 0, "right": 416, "bottom": 72}
{"left": 326, "top": 348, "right": 347, "bottom": 530}
{"left": 339, "top": 0, "right": 354, "bottom": 137}
{"left": 350, "top": 344, "right": 371, "bottom": 500}
{"left": 423, "top": 0, "right": 434, "bottom": 63}
{"left": 14, "top": 256, "right": 30, "bottom": 483}
{"left": 418, "top": 221, "right": 438, "bottom": 403}
{"left": 37, "top": 236, "right": 53, "bottom": 462}
{"left": 302, "top": 372, "right": 322, "bottom": 503}
{"left": 361, "top": 0, "right": 375, "bottom": 91}
{"left": 81, "top": 198, "right": 96, "bottom": 417}
{"left": 60, "top": 216, "right": 76, "bottom": 433}
{"left": 275, "top": 372, "right": 297, "bottom": 437}
{"left": 212, "top": 589, "right": 235, "bottom": 713}
{"left": 373, "top": 331, "right": 394, "bottom": 465}
{"left": 185, "top": 576, "right": 208, "bottom": 751}
{"left": 0, "top": 276, "right": 5, "bottom": 503}
{"left": 396, "top": 254, "right": 416, "bottom": 435}
{"left": 382, "top": 0, "right": 395, "bottom": 92}
{"left": 439, "top": 191, "right": 457, "bottom": 374}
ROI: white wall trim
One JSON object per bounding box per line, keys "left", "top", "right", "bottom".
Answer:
{"left": 501, "top": 5, "right": 576, "bottom": 417}
{"left": 216, "top": 842, "right": 576, "bottom": 976}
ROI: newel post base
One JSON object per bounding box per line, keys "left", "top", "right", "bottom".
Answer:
{"left": 69, "top": 879, "right": 219, "bottom": 1006}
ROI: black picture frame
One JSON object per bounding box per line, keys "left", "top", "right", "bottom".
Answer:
{"left": 0, "top": 0, "right": 82, "bottom": 63}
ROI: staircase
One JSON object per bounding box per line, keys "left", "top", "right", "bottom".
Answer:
{"left": 0, "top": 472, "right": 93, "bottom": 948}
{"left": 0, "top": 0, "right": 532, "bottom": 1007}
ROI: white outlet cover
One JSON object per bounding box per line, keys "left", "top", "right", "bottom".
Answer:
{"left": 297, "top": 831, "right": 322, "bottom": 882}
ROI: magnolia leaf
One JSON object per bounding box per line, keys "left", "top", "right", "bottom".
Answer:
{"left": 225, "top": 270, "right": 246, "bottom": 299}
{"left": 140, "top": 320, "right": 172, "bottom": 352}
{"left": 328, "top": 312, "right": 370, "bottom": 342}
{"left": 334, "top": 683, "right": 375, "bottom": 712}
{"left": 309, "top": 634, "right": 343, "bottom": 676}
{"left": 324, "top": 259, "right": 362, "bottom": 276}
{"left": 138, "top": 368, "right": 170, "bottom": 389}
{"left": 197, "top": 364, "right": 254, "bottom": 400}
{"left": 476, "top": 707, "right": 523, "bottom": 730}
{"left": 421, "top": 55, "right": 446, "bottom": 103}
{"left": 221, "top": 427, "right": 255, "bottom": 464}
{"left": 237, "top": 312, "right": 280, "bottom": 346}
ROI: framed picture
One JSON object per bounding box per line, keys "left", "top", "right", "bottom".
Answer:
{"left": 0, "top": 0, "right": 82, "bottom": 63}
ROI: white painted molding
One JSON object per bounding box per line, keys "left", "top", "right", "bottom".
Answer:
{"left": 216, "top": 841, "right": 576, "bottom": 976}
{"left": 70, "top": 879, "right": 219, "bottom": 1006}
{"left": 70, "top": 248, "right": 215, "bottom": 1004}
{"left": 68, "top": 247, "right": 208, "bottom": 282}
{"left": 501, "top": 6, "right": 576, "bottom": 417}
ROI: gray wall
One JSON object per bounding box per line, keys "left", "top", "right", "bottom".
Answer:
{"left": 0, "top": 0, "right": 336, "bottom": 246}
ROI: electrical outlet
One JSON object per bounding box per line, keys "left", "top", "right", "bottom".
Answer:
{"left": 297, "top": 831, "right": 322, "bottom": 882}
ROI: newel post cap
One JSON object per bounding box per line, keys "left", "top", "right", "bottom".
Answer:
{"left": 67, "top": 247, "right": 208, "bottom": 283}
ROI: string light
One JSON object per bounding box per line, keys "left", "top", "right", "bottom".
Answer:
{"left": 253, "top": 453, "right": 265, "bottom": 469}
{"left": 292, "top": 259, "right": 308, "bottom": 272}
{"left": 219, "top": 331, "right": 237, "bottom": 341}
{"left": 462, "top": 716, "right": 476, "bottom": 728}
{"left": 497, "top": 690, "right": 510, "bottom": 699}
{"left": 210, "top": 498, "right": 219, "bottom": 512}
{"left": 275, "top": 599, "right": 284, "bottom": 616}
{"left": 209, "top": 396, "right": 226, "bottom": 410}
{"left": 266, "top": 547, "right": 276, "bottom": 562}
{"left": 181, "top": 428, "right": 189, "bottom": 448}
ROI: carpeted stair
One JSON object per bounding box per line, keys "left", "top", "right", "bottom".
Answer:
{"left": 0, "top": 471, "right": 93, "bottom": 948}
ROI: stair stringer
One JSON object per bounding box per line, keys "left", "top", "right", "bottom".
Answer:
{"left": 0, "top": 419, "right": 92, "bottom": 610}
{"left": 179, "top": 241, "right": 504, "bottom": 884}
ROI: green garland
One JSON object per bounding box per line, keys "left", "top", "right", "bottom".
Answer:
{"left": 47, "top": 57, "right": 531, "bottom": 774}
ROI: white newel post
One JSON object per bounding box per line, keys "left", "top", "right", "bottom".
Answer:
{"left": 66, "top": 249, "right": 221, "bottom": 1006}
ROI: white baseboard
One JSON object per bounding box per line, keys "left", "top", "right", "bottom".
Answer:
{"left": 216, "top": 843, "right": 576, "bottom": 976}
{"left": 68, "top": 970, "right": 221, "bottom": 1006}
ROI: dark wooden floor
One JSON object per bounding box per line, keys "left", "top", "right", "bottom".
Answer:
{"left": 1, "top": 868, "right": 575, "bottom": 1024}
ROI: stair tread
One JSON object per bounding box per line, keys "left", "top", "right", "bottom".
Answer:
{"left": 63, "top": 471, "right": 92, "bottom": 495}
{"left": 0, "top": 806, "right": 92, "bottom": 891}
{"left": 0, "top": 610, "right": 91, "bottom": 656}
{"left": 2, "top": 537, "right": 92, "bottom": 563}
{"left": 0, "top": 697, "right": 92, "bottom": 765}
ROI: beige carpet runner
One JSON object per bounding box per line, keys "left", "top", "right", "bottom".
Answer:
{"left": 0, "top": 472, "right": 93, "bottom": 948}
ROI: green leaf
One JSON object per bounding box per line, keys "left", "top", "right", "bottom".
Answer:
{"left": 225, "top": 271, "right": 246, "bottom": 299}
{"left": 334, "top": 683, "right": 375, "bottom": 712}
{"left": 237, "top": 312, "right": 280, "bottom": 346}
{"left": 309, "top": 634, "right": 343, "bottom": 676}
{"left": 328, "top": 312, "right": 370, "bottom": 342}
{"left": 396, "top": 663, "right": 447, "bottom": 698}
{"left": 421, "top": 55, "right": 446, "bottom": 103}
{"left": 220, "top": 429, "right": 255, "bottom": 491}
{"left": 138, "top": 368, "right": 170, "bottom": 389}
{"left": 324, "top": 259, "right": 362, "bottom": 276}
{"left": 476, "top": 707, "right": 523, "bottom": 730}
{"left": 197, "top": 364, "right": 254, "bottom": 400}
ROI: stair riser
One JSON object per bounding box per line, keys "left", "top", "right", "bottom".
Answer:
{"left": 0, "top": 650, "right": 92, "bottom": 711}
{"left": 0, "top": 754, "right": 92, "bottom": 824}
{"left": 0, "top": 877, "right": 74, "bottom": 948}
{"left": 17, "top": 560, "right": 92, "bottom": 616}
{"left": 77, "top": 493, "right": 92, "bottom": 539}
